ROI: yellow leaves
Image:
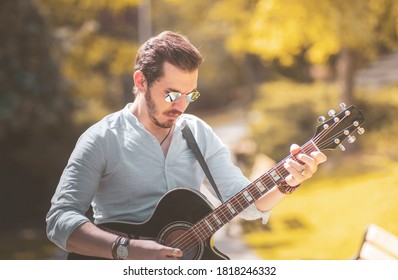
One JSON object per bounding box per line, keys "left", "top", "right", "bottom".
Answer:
{"left": 64, "top": 37, "right": 137, "bottom": 123}
{"left": 108, "top": 0, "right": 140, "bottom": 12}
{"left": 65, "top": 35, "right": 137, "bottom": 76}
{"left": 110, "top": 43, "right": 137, "bottom": 75}
{"left": 37, "top": 0, "right": 140, "bottom": 25}
{"left": 306, "top": 38, "right": 340, "bottom": 64}
{"left": 162, "top": 0, "right": 185, "bottom": 5}
{"left": 220, "top": 0, "right": 398, "bottom": 65}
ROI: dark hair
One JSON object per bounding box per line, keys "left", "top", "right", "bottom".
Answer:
{"left": 133, "top": 31, "right": 203, "bottom": 92}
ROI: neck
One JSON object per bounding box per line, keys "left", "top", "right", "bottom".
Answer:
{"left": 129, "top": 100, "right": 172, "bottom": 140}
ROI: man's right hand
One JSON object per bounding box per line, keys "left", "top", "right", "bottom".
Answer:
{"left": 129, "top": 239, "right": 183, "bottom": 260}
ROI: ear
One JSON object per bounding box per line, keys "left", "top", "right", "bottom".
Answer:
{"left": 133, "top": 70, "right": 146, "bottom": 93}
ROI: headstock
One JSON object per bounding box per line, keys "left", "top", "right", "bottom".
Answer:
{"left": 313, "top": 103, "right": 365, "bottom": 151}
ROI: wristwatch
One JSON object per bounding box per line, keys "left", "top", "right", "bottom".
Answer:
{"left": 112, "top": 236, "right": 130, "bottom": 260}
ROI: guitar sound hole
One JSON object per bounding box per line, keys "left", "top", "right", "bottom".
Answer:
{"left": 158, "top": 222, "right": 204, "bottom": 260}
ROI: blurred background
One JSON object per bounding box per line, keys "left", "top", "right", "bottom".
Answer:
{"left": 1, "top": 0, "right": 398, "bottom": 260}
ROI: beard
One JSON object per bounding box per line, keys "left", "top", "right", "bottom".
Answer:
{"left": 145, "top": 88, "right": 181, "bottom": 129}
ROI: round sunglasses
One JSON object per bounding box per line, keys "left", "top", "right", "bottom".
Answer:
{"left": 164, "top": 91, "right": 200, "bottom": 103}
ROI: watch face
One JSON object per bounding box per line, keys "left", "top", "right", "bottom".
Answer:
{"left": 116, "top": 245, "right": 128, "bottom": 259}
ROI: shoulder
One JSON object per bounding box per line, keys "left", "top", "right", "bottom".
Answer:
{"left": 177, "top": 114, "right": 227, "bottom": 155}
{"left": 77, "top": 109, "right": 126, "bottom": 145}
{"left": 178, "top": 113, "right": 213, "bottom": 133}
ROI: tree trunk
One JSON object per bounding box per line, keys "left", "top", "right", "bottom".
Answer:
{"left": 336, "top": 48, "right": 360, "bottom": 154}
{"left": 336, "top": 48, "right": 356, "bottom": 106}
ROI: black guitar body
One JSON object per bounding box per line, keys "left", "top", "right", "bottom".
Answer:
{"left": 68, "top": 188, "right": 229, "bottom": 260}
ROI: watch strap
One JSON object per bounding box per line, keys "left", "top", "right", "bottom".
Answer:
{"left": 111, "top": 236, "right": 130, "bottom": 260}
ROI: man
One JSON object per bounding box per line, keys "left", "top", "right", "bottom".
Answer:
{"left": 46, "top": 31, "right": 327, "bottom": 260}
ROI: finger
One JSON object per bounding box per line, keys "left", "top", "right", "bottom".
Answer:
{"left": 310, "top": 151, "right": 328, "bottom": 164}
{"left": 284, "top": 161, "right": 306, "bottom": 185}
{"left": 283, "top": 173, "right": 301, "bottom": 187}
{"left": 166, "top": 247, "right": 183, "bottom": 259}
{"left": 285, "top": 158, "right": 310, "bottom": 176}
{"left": 294, "top": 154, "right": 317, "bottom": 174}
{"left": 290, "top": 144, "right": 301, "bottom": 155}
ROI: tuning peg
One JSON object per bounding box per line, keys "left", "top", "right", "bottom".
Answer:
{"left": 338, "top": 144, "right": 346, "bottom": 151}
{"left": 348, "top": 135, "right": 356, "bottom": 143}
{"left": 328, "top": 109, "right": 336, "bottom": 117}
{"left": 317, "top": 116, "right": 326, "bottom": 123}
{"left": 339, "top": 103, "right": 347, "bottom": 110}
{"left": 357, "top": 127, "right": 365, "bottom": 135}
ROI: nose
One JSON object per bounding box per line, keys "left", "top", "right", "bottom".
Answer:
{"left": 172, "top": 96, "right": 189, "bottom": 111}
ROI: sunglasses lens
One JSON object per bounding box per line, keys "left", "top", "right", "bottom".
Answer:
{"left": 165, "top": 92, "right": 181, "bottom": 102}
{"left": 186, "top": 91, "right": 200, "bottom": 102}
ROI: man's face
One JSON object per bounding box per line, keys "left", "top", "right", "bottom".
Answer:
{"left": 144, "top": 62, "right": 199, "bottom": 128}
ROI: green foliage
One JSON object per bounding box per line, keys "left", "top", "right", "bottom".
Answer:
{"left": 36, "top": 0, "right": 140, "bottom": 124}
{"left": 150, "top": 0, "right": 257, "bottom": 111}
{"left": 0, "top": 0, "right": 72, "bottom": 131}
{"left": 208, "top": 0, "right": 398, "bottom": 105}
{"left": 248, "top": 81, "right": 398, "bottom": 161}
{"left": 248, "top": 81, "right": 339, "bottom": 160}
{"left": 355, "top": 85, "right": 398, "bottom": 159}
{"left": 37, "top": 0, "right": 140, "bottom": 27}
{"left": 0, "top": 0, "right": 76, "bottom": 227}
{"left": 62, "top": 33, "right": 139, "bottom": 123}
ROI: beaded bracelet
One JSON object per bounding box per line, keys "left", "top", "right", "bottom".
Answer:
{"left": 277, "top": 183, "right": 301, "bottom": 195}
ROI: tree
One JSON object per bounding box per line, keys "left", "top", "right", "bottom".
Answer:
{"left": 150, "top": 0, "right": 259, "bottom": 110}
{"left": 208, "top": 0, "right": 398, "bottom": 105}
{"left": 36, "top": 0, "right": 140, "bottom": 123}
{"left": 0, "top": 0, "right": 74, "bottom": 227}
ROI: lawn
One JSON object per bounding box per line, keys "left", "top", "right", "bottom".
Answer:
{"left": 242, "top": 154, "right": 398, "bottom": 260}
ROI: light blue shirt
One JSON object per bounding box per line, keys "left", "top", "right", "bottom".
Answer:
{"left": 46, "top": 104, "right": 270, "bottom": 250}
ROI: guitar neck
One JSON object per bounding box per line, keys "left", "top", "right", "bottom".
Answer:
{"left": 188, "top": 140, "right": 319, "bottom": 242}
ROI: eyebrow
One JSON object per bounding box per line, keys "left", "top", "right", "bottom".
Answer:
{"left": 165, "top": 87, "right": 197, "bottom": 94}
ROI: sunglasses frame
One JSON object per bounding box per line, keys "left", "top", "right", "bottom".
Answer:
{"left": 164, "top": 91, "right": 200, "bottom": 103}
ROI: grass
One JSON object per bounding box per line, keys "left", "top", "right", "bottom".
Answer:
{"left": 242, "top": 154, "right": 398, "bottom": 260}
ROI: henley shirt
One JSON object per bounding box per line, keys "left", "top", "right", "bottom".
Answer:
{"left": 46, "top": 104, "right": 270, "bottom": 250}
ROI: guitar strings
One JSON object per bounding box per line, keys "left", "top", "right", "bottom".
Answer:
{"left": 170, "top": 173, "right": 277, "bottom": 251}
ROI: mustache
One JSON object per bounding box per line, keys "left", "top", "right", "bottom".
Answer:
{"left": 165, "top": 109, "right": 182, "bottom": 116}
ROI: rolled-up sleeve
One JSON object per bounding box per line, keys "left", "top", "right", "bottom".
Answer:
{"left": 45, "top": 130, "right": 105, "bottom": 250}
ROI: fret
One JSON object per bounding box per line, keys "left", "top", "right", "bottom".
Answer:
{"left": 249, "top": 184, "right": 262, "bottom": 199}
{"left": 226, "top": 203, "right": 237, "bottom": 215}
{"left": 212, "top": 214, "right": 222, "bottom": 226}
{"left": 275, "top": 163, "right": 289, "bottom": 180}
{"left": 230, "top": 197, "right": 245, "bottom": 213}
{"left": 200, "top": 220, "right": 213, "bottom": 236}
{"left": 248, "top": 183, "right": 266, "bottom": 200}
{"left": 237, "top": 192, "right": 251, "bottom": 208}
{"left": 204, "top": 219, "right": 214, "bottom": 231}
{"left": 217, "top": 204, "right": 233, "bottom": 221}
{"left": 255, "top": 180, "right": 267, "bottom": 192}
{"left": 269, "top": 169, "right": 282, "bottom": 184}
{"left": 242, "top": 190, "right": 254, "bottom": 203}
{"left": 207, "top": 214, "right": 218, "bottom": 230}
